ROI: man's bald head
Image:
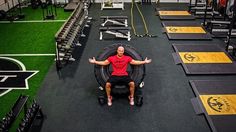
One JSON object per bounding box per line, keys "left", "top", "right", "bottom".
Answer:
{"left": 117, "top": 46, "right": 124, "bottom": 57}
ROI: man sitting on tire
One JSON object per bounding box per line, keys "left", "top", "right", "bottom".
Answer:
{"left": 89, "top": 46, "right": 151, "bottom": 106}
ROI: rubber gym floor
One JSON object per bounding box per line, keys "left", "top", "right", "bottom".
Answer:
{"left": 1, "top": 3, "right": 236, "bottom": 132}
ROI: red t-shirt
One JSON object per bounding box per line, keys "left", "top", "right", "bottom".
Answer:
{"left": 107, "top": 55, "right": 132, "bottom": 76}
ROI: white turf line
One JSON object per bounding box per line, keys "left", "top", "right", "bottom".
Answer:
{"left": 0, "top": 54, "right": 55, "bottom": 57}
{"left": 0, "top": 20, "right": 67, "bottom": 23}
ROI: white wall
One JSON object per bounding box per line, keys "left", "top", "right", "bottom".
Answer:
{"left": 0, "top": 0, "right": 5, "bottom": 6}
{"left": 0, "top": 0, "right": 19, "bottom": 11}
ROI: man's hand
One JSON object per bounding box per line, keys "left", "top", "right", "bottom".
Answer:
{"left": 89, "top": 57, "right": 96, "bottom": 64}
{"left": 144, "top": 57, "right": 152, "bottom": 64}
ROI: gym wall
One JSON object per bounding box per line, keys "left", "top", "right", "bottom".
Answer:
{"left": 95, "top": 0, "right": 190, "bottom": 3}
{"left": 0, "top": 0, "right": 19, "bottom": 11}
{"left": 0, "top": 0, "right": 191, "bottom": 11}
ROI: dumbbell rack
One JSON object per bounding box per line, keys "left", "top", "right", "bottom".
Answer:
{"left": 0, "top": 95, "right": 44, "bottom": 132}
{"left": 55, "top": 0, "right": 91, "bottom": 68}
{"left": 17, "top": 101, "right": 44, "bottom": 132}
{"left": 0, "top": 95, "right": 28, "bottom": 131}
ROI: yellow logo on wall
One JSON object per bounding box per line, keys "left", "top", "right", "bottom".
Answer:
{"left": 166, "top": 27, "right": 206, "bottom": 33}
{"left": 179, "top": 52, "right": 232, "bottom": 63}
{"left": 200, "top": 95, "right": 236, "bottom": 115}
{"left": 159, "top": 11, "right": 191, "bottom": 16}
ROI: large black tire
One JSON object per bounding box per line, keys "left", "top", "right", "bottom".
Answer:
{"left": 94, "top": 44, "right": 146, "bottom": 89}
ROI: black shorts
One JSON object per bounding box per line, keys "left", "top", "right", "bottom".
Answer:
{"left": 107, "top": 75, "right": 133, "bottom": 86}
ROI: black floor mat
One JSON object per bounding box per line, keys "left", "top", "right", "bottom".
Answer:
{"left": 162, "top": 21, "right": 212, "bottom": 40}
{"left": 157, "top": 10, "right": 195, "bottom": 20}
{"left": 172, "top": 43, "right": 236, "bottom": 75}
{"left": 190, "top": 80, "right": 236, "bottom": 132}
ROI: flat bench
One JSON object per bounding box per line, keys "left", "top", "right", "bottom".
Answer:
{"left": 100, "top": 16, "right": 128, "bottom": 27}
{"left": 99, "top": 26, "right": 131, "bottom": 41}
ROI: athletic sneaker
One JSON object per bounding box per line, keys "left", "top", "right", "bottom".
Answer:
{"left": 107, "top": 96, "right": 112, "bottom": 106}
{"left": 129, "top": 96, "right": 134, "bottom": 106}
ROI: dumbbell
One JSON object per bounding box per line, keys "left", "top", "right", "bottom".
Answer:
{"left": 19, "top": 121, "right": 26, "bottom": 128}
{"left": 25, "top": 112, "right": 34, "bottom": 119}
{"left": 0, "top": 128, "right": 8, "bottom": 132}
{"left": 31, "top": 105, "right": 37, "bottom": 111}
{"left": 0, "top": 122, "right": 6, "bottom": 129}
{"left": 60, "top": 45, "right": 70, "bottom": 49}
{"left": 66, "top": 49, "right": 73, "bottom": 53}
{"left": 26, "top": 108, "right": 34, "bottom": 116}
{"left": 63, "top": 56, "right": 70, "bottom": 61}
{"left": 65, "top": 51, "right": 72, "bottom": 55}
{"left": 21, "top": 118, "right": 29, "bottom": 127}
{"left": 4, "top": 116, "right": 12, "bottom": 124}
{"left": 7, "top": 111, "right": 13, "bottom": 118}
{"left": 1, "top": 122, "right": 8, "bottom": 131}
{"left": 17, "top": 126, "right": 25, "bottom": 132}
{"left": 29, "top": 108, "right": 37, "bottom": 115}
{"left": 2, "top": 117, "right": 10, "bottom": 125}
{"left": 67, "top": 33, "right": 74, "bottom": 37}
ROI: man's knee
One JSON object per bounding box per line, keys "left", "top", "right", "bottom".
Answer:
{"left": 129, "top": 82, "right": 135, "bottom": 87}
{"left": 106, "top": 82, "right": 111, "bottom": 88}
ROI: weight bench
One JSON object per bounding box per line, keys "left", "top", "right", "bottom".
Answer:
{"left": 100, "top": 16, "right": 128, "bottom": 27}
{"left": 99, "top": 26, "right": 131, "bottom": 41}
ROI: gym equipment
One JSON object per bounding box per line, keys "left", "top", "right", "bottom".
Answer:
{"left": 157, "top": 10, "right": 195, "bottom": 20}
{"left": 203, "top": 0, "right": 236, "bottom": 38}
{"left": 4, "top": 0, "right": 25, "bottom": 21}
{"left": 155, "top": 1, "right": 190, "bottom": 11}
{"left": 99, "top": 27, "right": 131, "bottom": 41}
{"left": 0, "top": 95, "right": 44, "bottom": 131}
{"left": 0, "top": 95, "right": 28, "bottom": 132}
{"left": 94, "top": 44, "right": 145, "bottom": 106}
{"left": 165, "top": 27, "right": 206, "bottom": 33}
{"left": 31, "top": 0, "right": 42, "bottom": 9}
{"left": 41, "top": 0, "right": 57, "bottom": 20}
{"left": 189, "top": 0, "right": 213, "bottom": 18}
{"left": 64, "top": 0, "right": 81, "bottom": 11}
{"left": 0, "top": 10, "right": 7, "bottom": 20}
{"left": 190, "top": 80, "right": 236, "bottom": 132}
{"left": 131, "top": 0, "right": 156, "bottom": 38}
{"left": 178, "top": 52, "right": 232, "bottom": 63}
{"left": 142, "top": 0, "right": 151, "bottom": 4}
{"left": 162, "top": 21, "right": 212, "bottom": 40}
{"left": 17, "top": 0, "right": 25, "bottom": 19}
{"left": 172, "top": 43, "right": 236, "bottom": 74}
{"left": 100, "top": 16, "right": 128, "bottom": 27}
{"left": 101, "top": 0, "right": 124, "bottom": 10}
{"left": 55, "top": 0, "right": 91, "bottom": 68}
{"left": 17, "top": 100, "right": 43, "bottom": 132}
{"left": 225, "top": 0, "right": 236, "bottom": 53}
{"left": 99, "top": 16, "right": 131, "bottom": 41}
{"left": 155, "top": 1, "right": 195, "bottom": 19}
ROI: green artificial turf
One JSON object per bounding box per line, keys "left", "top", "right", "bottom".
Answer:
{"left": 0, "top": 56, "right": 55, "bottom": 131}
{"left": 8, "top": 6, "right": 71, "bottom": 20}
{"left": 21, "top": 6, "right": 71, "bottom": 20}
{"left": 0, "top": 6, "right": 71, "bottom": 131}
{"left": 0, "top": 22, "right": 63, "bottom": 54}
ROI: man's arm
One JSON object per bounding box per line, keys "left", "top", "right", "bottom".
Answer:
{"left": 89, "top": 57, "right": 110, "bottom": 66}
{"left": 130, "top": 57, "right": 152, "bottom": 65}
